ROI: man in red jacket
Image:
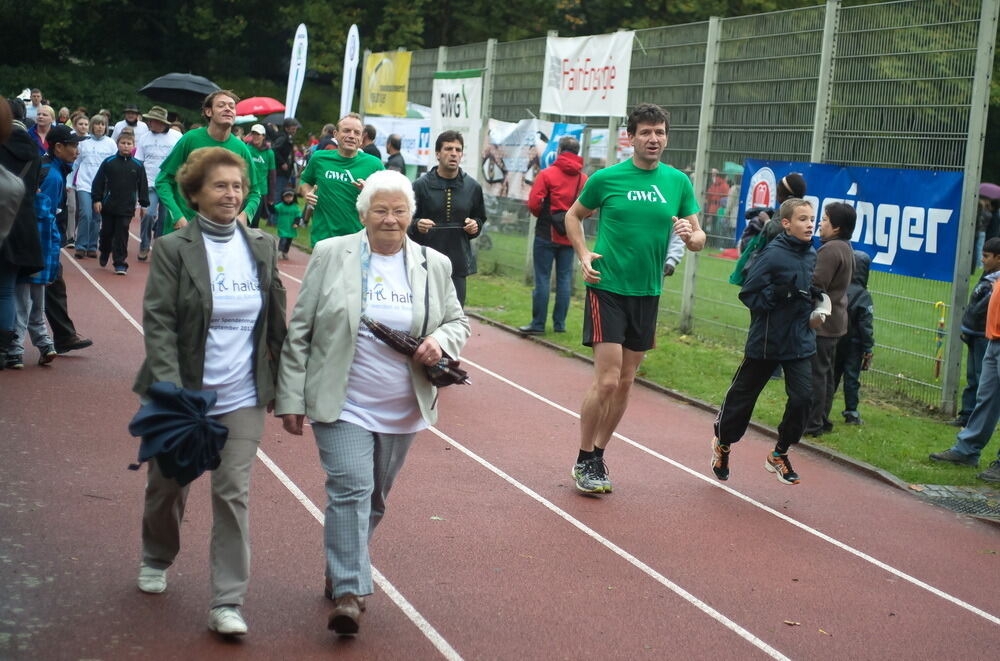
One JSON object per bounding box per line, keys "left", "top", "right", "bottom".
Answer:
{"left": 519, "top": 136, "right": 588, "bottom": 334}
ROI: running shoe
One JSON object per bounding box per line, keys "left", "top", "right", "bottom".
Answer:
{"left": 765, "top": 452, "right": 800, "bottom": 485}
{"left": 591, "top": 456, "right": 612, "bottom": 493}
{"left": 711, "top": 438, "right": 730, "bottom": 480}
{"left": 38, "top": 345, "right": 57, "bottom": 366}
{"left": 4, "top": 354, "right": 24, "bottom": 370}
{"left": 572, "top": 458, "right": 604, "bottom": 494}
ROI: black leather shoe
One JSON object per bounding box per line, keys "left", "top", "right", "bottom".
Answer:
{"left": 55, "top": 334, "right": 93, "bottom": 354}
{"left": 517, "top": 325, "right": 544, "bottom": 335}
{"left": 328, "top": 594, "right": 363, "bottom": 635}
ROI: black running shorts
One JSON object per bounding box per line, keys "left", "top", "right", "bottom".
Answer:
{"left": 582, "top": 287, "right": 659, "bottom": 352}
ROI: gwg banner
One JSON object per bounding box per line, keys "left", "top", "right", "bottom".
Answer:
{"left": 540, "top": 32, "right": 634, "bottom": 117}
{"left": 363, "top": 51, "right": 411, "bottom": 117}
{"left": 429, "top": 70, "right": 483, "bottom": 177}
{"left": 738, "top": 159, "right": 964, "bottom": 282}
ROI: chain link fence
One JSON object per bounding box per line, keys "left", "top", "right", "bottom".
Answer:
{"left": 402, "top": 0, "right": 997, "bottom": 410}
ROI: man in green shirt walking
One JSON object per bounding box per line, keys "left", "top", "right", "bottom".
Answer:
{"left": 564, "top": 103, "right": 706, "bottom": 495}
{"left": 155, "top": 90, "right": 261, "bottom": 234}
{"left": 298, "top": 112, "right": 384, "bottom": 246}
{"left": 247, "top": 123, "right": 276, "bottom": 228}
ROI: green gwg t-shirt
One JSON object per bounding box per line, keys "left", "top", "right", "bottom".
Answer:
{"left": 300, "top": 150, "right": 384, "bottom": 246}
{"left": 249, "top": 144, "right": 276, "bottom": 197}
{"left": 154, "top": 128, "right": 261, "bottom": 234}
{"left": 578, "top": 160, "right": 699, "bottom": 296}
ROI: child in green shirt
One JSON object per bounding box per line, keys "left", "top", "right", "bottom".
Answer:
{"left": 273, "top": 189, "right": 302, "bottom": 259}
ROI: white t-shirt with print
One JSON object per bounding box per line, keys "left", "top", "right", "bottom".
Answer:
{"left": 135, "top": 129, "right": 181, "bottom": 188}
{"left": 340, "top": 251, "right": 425, "bottom": 434}
{"left": 202, "top": 233, "right": 262, "bottom": 415}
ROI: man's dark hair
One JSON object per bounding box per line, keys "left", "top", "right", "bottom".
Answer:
{"left": 435, "top": 130, "right": 464, "bottom": 152}
{"left": 983, "top": 237, "right": 1000, "bottom": 255}
{"left": 557, "top": 135, "right": 580, "bottom": 155}
{"left": 626, "top": 103, "right": 670, "bottom": 136}
{"left": 7, "top": 98, "right": 26, "bottom": 121}
{"left": 387, "top": 134, "right": 402, "bottom": 151}
{"left": 825, "top": 201, "right": 857, "bottom": 239}
{"left": 363, "top": 124, "right": 377, "bottom": 140}
{"left": 31, "top": 88, "right": 41, "bottom": 94}
{"left": 283, "top": 117, "right": 300, "bottom": 129}
{"left": 202, "top": 89, "right": 240, "bottom": 114}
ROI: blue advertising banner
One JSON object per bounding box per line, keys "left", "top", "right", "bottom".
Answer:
{"left": 737, "top": 160, "right": 964, "bottom": 282}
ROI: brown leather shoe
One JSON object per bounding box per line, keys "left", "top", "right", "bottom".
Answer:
{"left": 324, "top": 578, "right": 365, "bottom": 610}
{"left": 328, "top": 594, "right": 363, "bottom": 635}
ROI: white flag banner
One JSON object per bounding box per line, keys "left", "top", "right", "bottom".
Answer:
{"left": 540, "top": 32, "right": 634, "bottom": 117}
{"left": 340, "top": 24, "right": 360, "bottom": 118}
{"left": 284, "top": 24, "right": 308, "bottom": 119}
{"left": 429, "top": 70, "right": 483, "bottom": 179}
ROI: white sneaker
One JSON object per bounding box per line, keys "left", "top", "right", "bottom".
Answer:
{"left": 208, "top": 606, "right": 248, "bottom": 636}
{"left": 137, "top": 564, "right": 167, "bottom": 594}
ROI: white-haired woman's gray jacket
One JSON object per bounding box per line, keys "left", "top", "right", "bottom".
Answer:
{"left": 276, "top": 230, "right": 470, "bottom": 424}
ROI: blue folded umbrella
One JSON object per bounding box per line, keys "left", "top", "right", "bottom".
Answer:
{"left": 127, "top": 382, "right": 229, "bottom": 486}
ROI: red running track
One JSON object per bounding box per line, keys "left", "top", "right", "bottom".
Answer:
{"left": 1, "top": 232, "right": 998, "bottom": 660}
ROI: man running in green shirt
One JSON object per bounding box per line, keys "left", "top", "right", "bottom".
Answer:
{"left": 247, "top": 123, "right": 276, "bottom": 228}
{"left": 155, "top": 90, "right": 261, "bottom": 234}
{"left": 564, "top": 103, "right": 706, "bottom": 495}
{"left": 298, "top": 112, "right": 384, "bottom": 246}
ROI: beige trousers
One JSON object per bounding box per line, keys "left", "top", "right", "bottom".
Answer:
{"left": 140, "top": 405, "right": 265, "bottom": 608}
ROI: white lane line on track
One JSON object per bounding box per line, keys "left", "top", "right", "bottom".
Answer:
{"left": 65, "top": 250, "right": 463, "bottom": 660}
{"left": 426, "top": 425, "right": 790, "bottom": 660}
{"left": 461, "top": 356, "right": 1000, "bottom": 627}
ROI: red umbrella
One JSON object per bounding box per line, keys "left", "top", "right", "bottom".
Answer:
{"left": 235, "top": 97, "right": 285, "bottom": 116}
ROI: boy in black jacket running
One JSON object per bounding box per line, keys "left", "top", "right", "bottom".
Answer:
{"left": 712, "top": 198, "right": 819, "bottom": 485}
{"left": 92, "top": 131, "right": 148, "bottom": 274}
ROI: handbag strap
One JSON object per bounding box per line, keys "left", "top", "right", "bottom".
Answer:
{"left": 420, "top": 246, "right": 430, "bottom": 337}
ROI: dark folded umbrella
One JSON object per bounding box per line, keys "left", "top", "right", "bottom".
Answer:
{"left": 127, "top": 382, "right": 229, "bottom": 486}
{"left": 361, "top": 315, "right": 470, "bottom": 386}
{"left": 139, "top": 73, "right": 221, "bottom": 109}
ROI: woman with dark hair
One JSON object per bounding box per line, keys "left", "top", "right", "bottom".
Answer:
{"left": 132, "top": 147, "right": 287, "bottom": 637}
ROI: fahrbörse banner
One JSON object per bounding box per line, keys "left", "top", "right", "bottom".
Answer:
{"left": 738, "top": 159, "right": 964, "bottom": 282}
{"left": 540, "top": 32, "right": 634, "bottom": 118}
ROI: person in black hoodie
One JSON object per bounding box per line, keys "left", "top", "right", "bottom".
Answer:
{"left": 408, "top": 130, "right": 486, "bottom": 307}
{"left": 0, "top": 98, "right": 44, "bottom": 369}
{"left": 711, "top": 198, "right": 820, "bottom": 485}
{"left": 92, "top": 131, "right": 149, "bottom": 274}
{"left": 951, "top": 237, "right": 1000, "bottom": 426}
{"left": 833, "top": 250, "right": 875, "bottom": 425}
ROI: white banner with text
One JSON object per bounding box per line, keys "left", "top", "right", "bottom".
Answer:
{"left": 540, "top": 32, "right": 634, "bottom": 117}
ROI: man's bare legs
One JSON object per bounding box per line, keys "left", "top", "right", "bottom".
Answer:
{"left": 573, "top": 343, "right": 645, "bottom": 493}
{"left": 580, "top": 343, "right": 645, "bottom": 450}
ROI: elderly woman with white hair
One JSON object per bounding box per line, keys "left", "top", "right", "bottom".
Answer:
{"left": 276, "top": 169, "right": 470, "bottom": 636}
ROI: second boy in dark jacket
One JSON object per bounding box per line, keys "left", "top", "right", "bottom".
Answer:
{"left": 953, "top": 237, "right": 1000, "bottom": 426}
{"left": 92, "top": 131, "right": 149, "bottom": 274}
{"left": 834, "top": 250, "right": 875, "bottom": 425}
{"left": 712, "top": 198, "right": 819, "bottom": 485}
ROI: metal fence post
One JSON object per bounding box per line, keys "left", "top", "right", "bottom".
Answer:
{"left": 941, "top": 0, "right": 1000, "bottom": 413}
{"left": 809, "top": 0, "right": 839, "bottom": 162}
{"left": 436, "top": 45, "right": 447, "bottom": 72}
{"left": 359, "top": 50, "right": 371, "bottom": 117}
{"left": 681, "top": 16, "right": 721, "bottom": 334}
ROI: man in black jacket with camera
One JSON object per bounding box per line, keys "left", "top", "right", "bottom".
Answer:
{"left": 408, "top": 130, "right": 486, "bottom": 307}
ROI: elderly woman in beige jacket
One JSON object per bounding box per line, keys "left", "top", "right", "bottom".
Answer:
{"left": 276, "top": 169, "right": 470, "bottom": 637}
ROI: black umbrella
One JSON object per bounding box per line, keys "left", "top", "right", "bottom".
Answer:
{"left": 139, "top": 73, "right": 221, "bottom": 109}
{"left": 127, "top": 382, "right": 229, "bottom": 486}
{"left": 261, "top": 112, "right": 285, "bottom": 125}
{"left": 360, "top": 315, "right": 470, "bottom": 386}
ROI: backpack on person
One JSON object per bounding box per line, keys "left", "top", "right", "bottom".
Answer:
{"left": 545, "top": 174, "right": 583, "bottom": 246}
